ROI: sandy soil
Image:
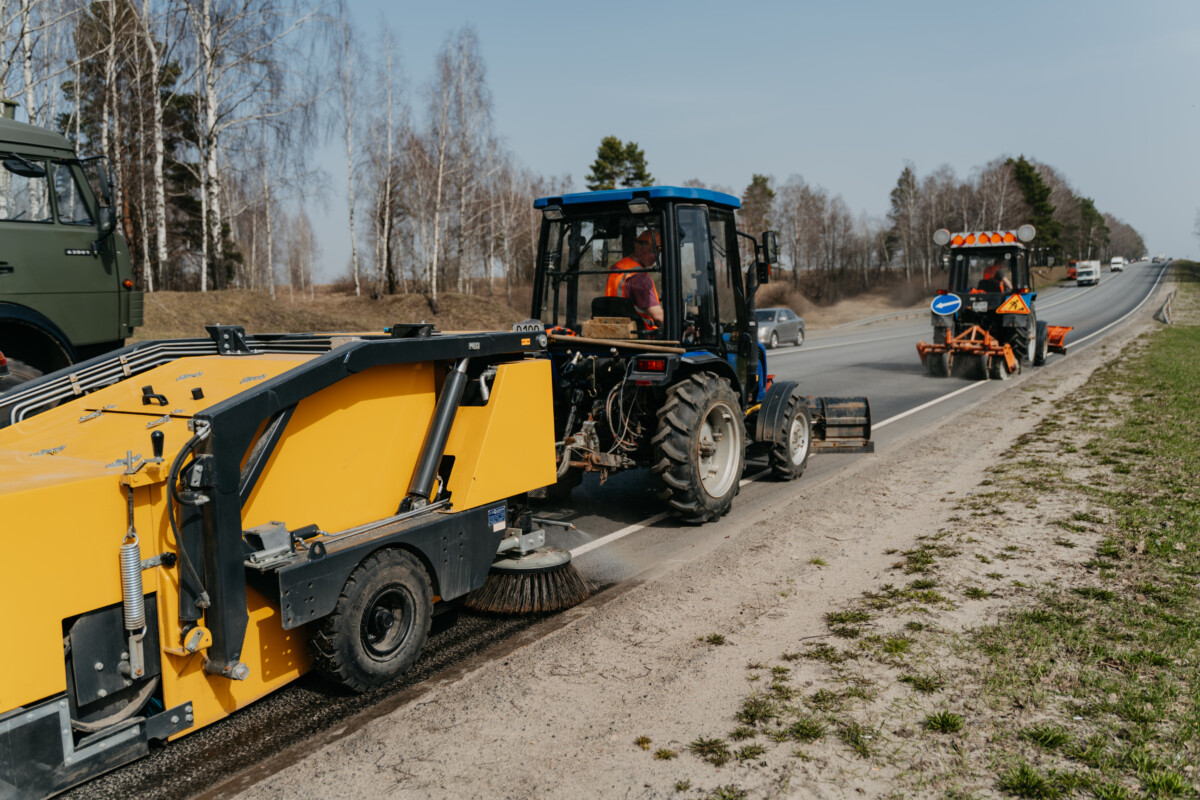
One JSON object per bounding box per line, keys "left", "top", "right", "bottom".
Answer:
{"left": 221, "top": 295, "right": 1163, "bottom": 800}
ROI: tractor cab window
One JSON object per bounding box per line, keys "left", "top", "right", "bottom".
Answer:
{"left": 951, "top": 249, "right": 1027, "bottom": 293}
{"left": 539, "top": 211, "right": 664, "bottom": 335}
{"left": 676, "top": 205, "right": 719, "bottom": 345}
{"left": 0, "top": 155, "right": 51, "bottom": 222}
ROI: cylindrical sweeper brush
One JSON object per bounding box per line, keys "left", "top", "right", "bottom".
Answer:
{"left": 464, "top": 545, "right": 592, "bottom": 614}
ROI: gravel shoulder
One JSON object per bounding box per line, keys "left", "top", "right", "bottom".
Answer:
{"left": 214, "top": 293, "right": 1166, "bottom": 800}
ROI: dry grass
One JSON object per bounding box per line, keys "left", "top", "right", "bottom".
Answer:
{"left": 134, "top": 288, "right": 526, "bottom": 342}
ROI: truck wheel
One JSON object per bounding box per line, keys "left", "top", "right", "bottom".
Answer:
{"left": 309, "top": 548, "right": 432, "bottom": 693}
{"left": 0, "top": 357, "right": 42, "bottom": 391}
{"left": 1033, "top": 321, "right": 1049, "bottom": 366}
{"left": 769, "top": 393, "right": 811, "bottom": 481}
{"left": 652, "top": 373, "right": 745, "bottom": 523}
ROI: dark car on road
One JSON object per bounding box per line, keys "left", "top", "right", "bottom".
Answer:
{"left": 755, "top": 307, "right": 805, "bottom": 348}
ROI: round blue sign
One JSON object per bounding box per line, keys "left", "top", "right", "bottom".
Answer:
{"left": 930, "top": 294, "right": 962, "bottom": 316}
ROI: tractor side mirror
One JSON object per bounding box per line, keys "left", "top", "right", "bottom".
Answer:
{"left": 761, "top": 231, "right": 779, "bottom": 265}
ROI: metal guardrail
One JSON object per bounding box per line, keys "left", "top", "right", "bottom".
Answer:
{"left": 1156, "top": 290, "right": 1175, "bottom": 325}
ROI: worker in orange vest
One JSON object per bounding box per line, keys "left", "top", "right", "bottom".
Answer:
{"left": 605, "top": 229, "right": 663, "bottom": 331}
{"left": 980, "top": 261, "right": 1012, "bottom": 293}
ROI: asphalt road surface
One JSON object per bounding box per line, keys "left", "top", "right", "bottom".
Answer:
{"left": 61, "top": 260, "right": 1170, "bottom": 800}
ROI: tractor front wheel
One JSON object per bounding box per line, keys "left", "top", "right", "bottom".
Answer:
{"left": 310, "top": 548, "right": 433, "bottom": 693}
{"left": 652, "top": 373, "right": 745, "bottom": 523}
{"left": 769, "top": 391, "right": 812, "bottom": 481}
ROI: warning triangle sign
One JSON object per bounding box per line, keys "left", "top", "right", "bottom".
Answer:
{"left": 996, "top": 294, "right": 1031, "bottom": 314}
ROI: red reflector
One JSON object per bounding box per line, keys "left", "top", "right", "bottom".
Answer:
{"left": 936, "top": 289, "right": 948, "bottom": 295}
{"left": 635, "top": 358, "right": 667, "bottom": 372}
{"left": 123, "top": 279, "right": 134, "bottom": 289}
{"left": 634, "top": 380, "right": 651, "bottom": 387}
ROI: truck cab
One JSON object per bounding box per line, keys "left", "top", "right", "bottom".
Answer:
{"left": 0, "top": 100, "right": 142, "bottom": 383}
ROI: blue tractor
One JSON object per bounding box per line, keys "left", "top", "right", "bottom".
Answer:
{"left": 529, "top": 186, "right": 871, "bottom": 522}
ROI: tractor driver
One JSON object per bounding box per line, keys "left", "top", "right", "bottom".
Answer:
{"left": 980, "top": 261, "right": 1013, "bottom": 293}
{"left": 606, "top": 229, "right": 664, "bottom": 331}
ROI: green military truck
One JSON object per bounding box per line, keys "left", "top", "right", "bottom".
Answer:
{"left": 0, "top": 98, "right": 142, "bottom": 392}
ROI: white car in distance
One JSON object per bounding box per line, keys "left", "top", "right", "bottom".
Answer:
{"left": 1110, "top": 256, "right": 1125, "bottom": 272}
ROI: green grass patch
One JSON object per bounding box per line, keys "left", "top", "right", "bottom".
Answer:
{"left": 923, "top": 710, "right": 965, "bottom": 734}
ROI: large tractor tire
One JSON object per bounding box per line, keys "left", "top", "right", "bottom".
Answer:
{"left": 652, "top": 372, "right": 745, "bottom": 523}
{"left": 769, "top": 392, "right": 812, "bottom": 481}
{"left": 310, "top": 548, "right": 433, "bottom": 693}
{"left": 1033, "top": 321, "right": 1049, "bottom": 366}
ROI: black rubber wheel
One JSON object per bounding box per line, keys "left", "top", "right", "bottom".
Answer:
{"left": 1033, "top": 321, "right": 1049, "bottom": 366}
{"left": 795, "top": 329, "right": 804, "bottom": 347}
{"left": 769, "top": 392, "right": 811, "bottom": 481}
{"left": 652, "top": 373, "right": 745, "bottom": 523}
{"left": 988, "top": 355, "right": 1010, "bottom": 380}
{"left": 768, "top": 331, "right": 778, "bottom": 349}
{"left": 310, "top": 548, "right": 432, "bottom": 693}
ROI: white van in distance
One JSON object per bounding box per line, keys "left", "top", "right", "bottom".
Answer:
{"left": 1076, "top": 260, "right": 1101, "bottom": 286}
{"left": 1110, "top": 256, "right": 1125, "bottom": 272}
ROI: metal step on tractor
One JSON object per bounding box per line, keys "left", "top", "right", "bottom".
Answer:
{"left": 528, "top": 186, "right": 872, "bottom": 522}
{"left": 917, "top": 225, "right": 1072, "bottom": 380}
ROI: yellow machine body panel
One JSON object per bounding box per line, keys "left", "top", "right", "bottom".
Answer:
{"left": 443, "top": 359, "right": 556, "bottom": 509}
{"left": 0, "top": 341, "right": 555, "bottom": 743}
{"left": 241, "top": 362, "right": 434, "bottom": 533}
{"left": 81, "top": 353, "right": 313, "bottom": 416}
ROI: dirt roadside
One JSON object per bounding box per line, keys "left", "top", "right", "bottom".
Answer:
{"left": 217, "top": 296, "right": 1166, "bottom": 800}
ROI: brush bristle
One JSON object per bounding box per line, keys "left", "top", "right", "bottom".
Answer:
{"left": 463, "top": 563, "right": 593, "bottom": 614}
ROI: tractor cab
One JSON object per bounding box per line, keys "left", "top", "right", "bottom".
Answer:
{"left": 531, "top": 187, "right": 774, "bottom": 406}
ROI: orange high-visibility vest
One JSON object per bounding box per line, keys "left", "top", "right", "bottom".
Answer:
{"left": 605, "top": 257, "right": 660, "bottom": 329}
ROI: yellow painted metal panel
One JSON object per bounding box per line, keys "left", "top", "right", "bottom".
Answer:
{"left": 81, "top": 354, "right": 312, "bottom": 416}
{"left": 443, "top": 359, "right": 557, "bottom": 509}
{"left": 241, "top": 362, "right": 436, "bottom": 533}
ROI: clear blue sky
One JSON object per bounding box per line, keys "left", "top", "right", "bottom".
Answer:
{"left": 315, "top": 0, "right": 1199, "bottom": 277}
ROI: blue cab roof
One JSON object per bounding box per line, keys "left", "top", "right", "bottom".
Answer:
{"left": 534, "top": 186, "right": 740, "bottom": 210}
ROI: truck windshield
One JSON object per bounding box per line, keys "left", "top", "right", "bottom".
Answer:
{"left": 539, "top": 211, "right": 664, "bottom": 333}
{"left": 0, "top": 156, "right": 51, "bottom": 222}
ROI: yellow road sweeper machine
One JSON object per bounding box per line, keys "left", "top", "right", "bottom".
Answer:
{"left": 0, "top": 324, "right": 588, "bottom": 798}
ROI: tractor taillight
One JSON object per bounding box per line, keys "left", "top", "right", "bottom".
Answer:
{"left": 936, "top": 289, "right": 948, "bottom": 295}
{"left": 635, "top": 358, "right": 667, "bottom": 372}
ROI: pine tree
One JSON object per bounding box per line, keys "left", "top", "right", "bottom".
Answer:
{"left": 740, "top": 174, "right": 775, "bottom": 234}
{"left": 585, "top": 136, "right": 653, "bottom": 190}
{"left": 1007, "top": 155, "right": 1061, "bottom": 253}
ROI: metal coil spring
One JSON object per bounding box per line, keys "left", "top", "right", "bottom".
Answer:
{"left": 120, "top": 535, "right": 145, "bottom": 631}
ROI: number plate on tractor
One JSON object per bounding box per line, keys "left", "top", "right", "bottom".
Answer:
{"left": 972, "top": 300, "right": 989, "bottom": 312}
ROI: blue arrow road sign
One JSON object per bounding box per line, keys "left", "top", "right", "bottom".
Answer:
{"left": 930, "top": 294, "right": 962, "bottom": 316}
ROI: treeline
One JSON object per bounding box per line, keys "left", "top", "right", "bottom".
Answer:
{"left": 716, "top": 156, "right": 1146, "bottom": 304}
{"left": 2, "top": 3, "right": 1145, "bottom": 308}
{"left": 1, "top": 2, "right": 563, "bottom": 308}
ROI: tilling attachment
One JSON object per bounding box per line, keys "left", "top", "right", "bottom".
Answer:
{"left": 463, "top": 546, "right": 592, "bottom": 614}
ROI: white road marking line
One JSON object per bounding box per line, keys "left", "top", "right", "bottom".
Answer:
{"left": 1065, "top": 266, "right": 1169, "bottom": 349}
{"left": 568, "top": 469, "right": 770, "bottom": 557}
{"left": 568, "top": 266, "right": 1167, "bottom": 558}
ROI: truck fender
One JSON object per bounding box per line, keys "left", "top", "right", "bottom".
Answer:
{"left": 0, "top": 302, "right": 77, "bottom": 370}
{"left": 754, "top": 380, "right": 801, "bottom": 446}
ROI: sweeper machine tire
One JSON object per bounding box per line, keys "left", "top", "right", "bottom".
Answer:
{"left": 310, "top": 548, "right": 433, "bottom": 692}
{"left": 652, "top": 372, "right": 745, "bottom": 523}
{"left": 769, "top": 391, "right": 812, "bottom": 481}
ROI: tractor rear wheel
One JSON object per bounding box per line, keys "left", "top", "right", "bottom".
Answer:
{"left": 310, "top": 548, "right": 432, "bottom": 693}
{"left": 652, "top": 373, "right": 745, "bottom": 523}
{"left": 769, "top": 392, "right": 811, "bottom": 481}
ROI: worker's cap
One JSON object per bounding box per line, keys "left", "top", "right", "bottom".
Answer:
{"left": 636, "top": 230, "right": 662, "bottom": 247}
